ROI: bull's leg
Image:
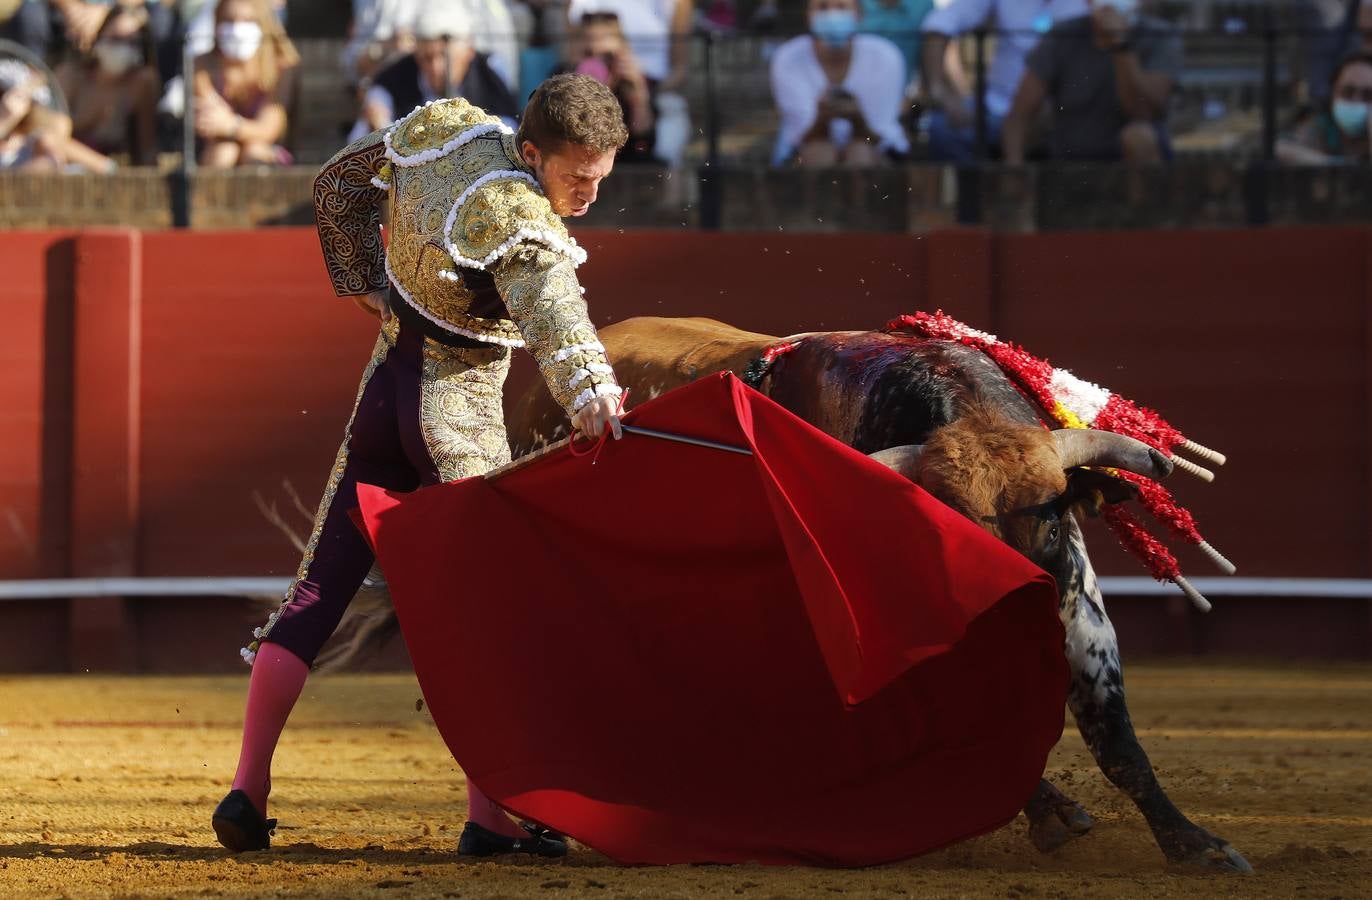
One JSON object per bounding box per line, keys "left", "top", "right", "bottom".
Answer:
{"left": 1023, "top": 778, "right": 1094, "bottom": 853}
{"left": 1058, "top": 521, "right": 1253, "bottom": 874}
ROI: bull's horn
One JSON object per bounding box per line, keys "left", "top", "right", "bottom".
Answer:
{"left": 869, "top": 445, "right": 924, "bottom": 480}
{"left": 1052, "top": 429, "right": 1173, "bottom": 479}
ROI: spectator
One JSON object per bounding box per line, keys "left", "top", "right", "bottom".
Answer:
{"left": 1001, "top": 0, "right": 1180, "bottom": 165}
{"left": 192, "top": 0, "right": 298, "bottom": 168}
{"left": 770, "top": 0, "right": 909, "bottom": 166}
{"left": 343, "top": 0, "right": 524, "bottom": 94}
{"left": 4, "top": 0, "right": 178, "bottom": 80}
{"left": 0, "top": 56, "right": 117, "bottom": 170}
{"left": 920, "top": 0, "right": 1087, "bottom": 162}
{"left": 514, "top": 0, "right": 568, "bottom": 104}
{"left": 559, "top": 10, "right": 655, "bottom": 161}
{"left": 566, "top": 0, "right": 690, "bottom": 166}
{"left": 349, "top": 3, "right": 518, "bottom": 141}
{"left": 1299, "top": 0, "right": 1357, "bottom": 106}
{"left": 56, "top": 3, "right": 160, "bottom": 165}
{"left": 0, "top": 57, "right": 63, "bottom": 168}
{"left": 858, "top": 0, "right": 932, "bottom": 89}
{"left": 185, "top": 0, "right": 283, "bottom": 56}
{"left": 1278, "top": 51, "right": 1372, "bottom": 163}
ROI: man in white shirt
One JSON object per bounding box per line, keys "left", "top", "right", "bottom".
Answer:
{"left": 920, "top": 0, "right": 1087, "bottom": 160}
{"left": 348, "top": 4, "right": 519, "bottom": 143}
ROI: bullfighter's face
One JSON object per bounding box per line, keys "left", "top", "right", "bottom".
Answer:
{"left": 521, "top": 139, "right": 617, "bottom": 218}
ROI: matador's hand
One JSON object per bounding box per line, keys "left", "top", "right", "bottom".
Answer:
{"left": 352, "top": 290, "right": 392, "bottom": 322}
{"left": 573, "top": 394, "right": 623, "bottom": 440}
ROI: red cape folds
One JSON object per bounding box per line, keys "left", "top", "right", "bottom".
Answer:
{"left": 356, "top": 374, "right": 1068, "bottom": 867}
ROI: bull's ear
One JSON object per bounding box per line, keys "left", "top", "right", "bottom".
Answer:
{"left": 1062, "top": 468, "right": 1140, "bottom": 519}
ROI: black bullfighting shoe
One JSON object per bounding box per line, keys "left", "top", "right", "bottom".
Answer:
{"left": 458, "top": 821, "right": 568, "bottom": 858}
{"left": 211, "top": 789, "right": 277, "bottom": 852}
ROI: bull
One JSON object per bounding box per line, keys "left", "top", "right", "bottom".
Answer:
{"left": 508, "top": 316, "right": 1253, "bottom": 874}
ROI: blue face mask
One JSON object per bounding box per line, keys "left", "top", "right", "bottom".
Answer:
{"left": 812, "top": 9, "right": 858, "bottom": 48}
{"left": 1332, "top": 99, "right": 1369, "bottom": 136}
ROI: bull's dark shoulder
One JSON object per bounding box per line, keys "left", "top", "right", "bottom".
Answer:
{"left": 849, "top": 338, "right": 1042, "bottom": 453}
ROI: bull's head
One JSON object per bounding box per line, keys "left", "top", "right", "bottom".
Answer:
{"left": 868, "top": 410, "right": 1171, "bottom": 573}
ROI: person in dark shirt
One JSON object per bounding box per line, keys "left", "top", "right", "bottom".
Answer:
{"left": 556, "top": 10, "right": 657, "bottom": 163}
{"left": 1278, "top": 50, "right": 1372, "bottom": 164}
{"left": 350, "top": 3, "right": 518, "bottom": 141}
{"left": 1001, "top": 0, "right": 1182, "bottom": 164}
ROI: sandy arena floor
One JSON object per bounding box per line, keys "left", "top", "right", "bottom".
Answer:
{"left": 1, "top": 662, "right": 1368, "bottom": 898}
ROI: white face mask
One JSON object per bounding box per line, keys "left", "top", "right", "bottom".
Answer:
{"left": 94, "top": 42, "right": 141, "bottom": 77}
{"left": 217, "top": 21, "right": 263, "bottom": 61}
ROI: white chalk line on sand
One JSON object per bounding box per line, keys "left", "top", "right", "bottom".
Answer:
{"left": 3, "top": 576, "right": 1372, "bottom": 601}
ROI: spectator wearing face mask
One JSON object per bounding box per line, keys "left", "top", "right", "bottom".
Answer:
{"left": 771, "top": 0, "right": 909, "bottom": 166}
{"left": 3, "top": 0, "right": 177, "bottom": 81}
{"left": 920, "top": 0, "right": 1088, "bottom": 162}
{"left": 1278, "top": 51, "right": 1372, "bottom": 163}
{"left": 348, "top": 4, "right": 518, "bottom": 143}
{"left": 1001, "top": 0, "right": 1181, "bottom": 165}
{"left": 191, "top": 0, "right": 298, "bottom": 168}
{"left": 55, "top": 4, "right": 160, "bottom": 166}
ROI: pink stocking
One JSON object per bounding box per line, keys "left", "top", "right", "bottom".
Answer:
{"left": 466, "top": 778, "right": 526, "bottom": 839}
{"left": 230, "top": 642, "right": 310, "bottom": 818}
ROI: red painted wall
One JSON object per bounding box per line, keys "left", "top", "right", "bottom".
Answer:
{"left": 1, "top": 225, "right": 1369, "bottom": 670}
{"left": 0, "top": 231, "right": 73, "bottom": 581}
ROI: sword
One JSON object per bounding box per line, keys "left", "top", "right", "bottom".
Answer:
{"left": 485, "top": 426, "right": 752, "bottom": 481}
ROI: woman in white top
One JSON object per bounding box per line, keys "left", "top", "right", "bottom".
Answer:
{"left": 771, "top": 0, "right": 909, "bottom": 166}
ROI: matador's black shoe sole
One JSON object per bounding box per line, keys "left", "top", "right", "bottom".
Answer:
{"left": 212, "top": 789, "right": 277, "bottom": 852}
{"left": 458, "top": 821, "right": 567, "bottom": 858}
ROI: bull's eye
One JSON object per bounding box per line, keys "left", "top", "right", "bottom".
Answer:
{"left": 1048, "top": 524, "right": 1060, "bottom": 544}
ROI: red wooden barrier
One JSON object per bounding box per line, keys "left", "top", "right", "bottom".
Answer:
{"left": 0, "top": 224, "right": 1367, "bottom": 671}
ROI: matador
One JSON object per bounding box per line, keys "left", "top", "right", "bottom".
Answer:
{"left": 212, "top": 75, "right": 628, "bottom": 858}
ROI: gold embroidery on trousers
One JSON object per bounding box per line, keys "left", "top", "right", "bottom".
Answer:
{"left": 420, "top": 339, "right": 513, "bottom": 481}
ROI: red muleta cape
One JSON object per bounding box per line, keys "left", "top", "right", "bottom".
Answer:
{"left": 357, "top": 373, "right": 1069, "bottom": 867}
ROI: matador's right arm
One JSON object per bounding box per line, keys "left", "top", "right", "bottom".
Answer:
{"left": 311, "top": 128, "right": 390, "bottom": 298}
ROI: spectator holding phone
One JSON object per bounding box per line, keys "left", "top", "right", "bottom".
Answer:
{"left": 770, "top": 0, "right": 909, "bottom": 166}
{"left": 561, "top": 10, "right": 656, "bottom": 161}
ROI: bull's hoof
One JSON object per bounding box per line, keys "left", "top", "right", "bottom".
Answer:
{"left": 1028, "top": 801, "right": 1094, "bottom": 854}
{"left": 1170, "top": 840, "right": 1254, "bottom": 875}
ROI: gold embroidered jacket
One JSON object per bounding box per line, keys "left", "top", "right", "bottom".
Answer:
{"left": 311, "top": 98, "right": 620, "bottom": 416}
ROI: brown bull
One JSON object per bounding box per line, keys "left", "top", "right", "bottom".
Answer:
{"left": 507, "top": 315, "right": 1251, "bottom": 874}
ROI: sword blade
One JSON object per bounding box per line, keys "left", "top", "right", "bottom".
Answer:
{"left": 484, "top": 425, "right": 753, "bottom": 482}
{"left": 621, "top": 425, "right": 753, "bottom": 456}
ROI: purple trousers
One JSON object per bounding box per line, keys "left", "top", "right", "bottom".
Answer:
{"left": 262, "top": 324, "right": 446, "bottom": 665}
